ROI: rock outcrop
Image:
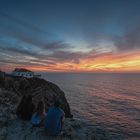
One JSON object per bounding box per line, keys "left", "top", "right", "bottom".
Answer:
{"left": 1, "top": 76, "right": 72, "bottom": 117}
{"left": 0, "top": 89, "right": 18, "bottom": 140}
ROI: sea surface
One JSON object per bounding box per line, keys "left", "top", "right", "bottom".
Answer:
{"left": 42, "top": 73, "right": 140, "bottom": 140}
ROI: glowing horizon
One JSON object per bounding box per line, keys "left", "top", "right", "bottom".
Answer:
{"left": 2, "top": 49, "right": 140, "bottom": 73}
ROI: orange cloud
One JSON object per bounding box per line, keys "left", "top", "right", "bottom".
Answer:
{"left": 23, "top": 49, "right": 140, "bottom": 73}
{"left": 2, "top": 49, "right": 140, "bottom": 73}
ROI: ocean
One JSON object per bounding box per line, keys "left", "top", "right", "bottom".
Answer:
{"left": 42, "top": 73, "right": 140, "bottom": 140}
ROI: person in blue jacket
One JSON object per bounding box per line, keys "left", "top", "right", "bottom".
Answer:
{"left": 31, "top": 101, "right": 46, "bottom": 127}
{"left": 45, "top": 100, "right": 65, "bottom": 136}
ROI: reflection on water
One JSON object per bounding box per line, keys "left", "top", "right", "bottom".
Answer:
{"left": 43, "top": 73, "right": 140, "bottom": 140}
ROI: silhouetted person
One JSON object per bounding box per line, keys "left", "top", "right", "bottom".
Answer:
{"left": 16, "top": 95, "right": 35, "bottom": 121}
{"left": 31, "top": 101, "right": 46, "bottom": 127}
{"left": 16, "top": 95, "right": 26, "bottom": 116}
{"left": 45, "top": 100, "right": 65, "bottom": 136}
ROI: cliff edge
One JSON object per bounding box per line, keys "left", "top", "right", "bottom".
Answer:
{"left": 0, "top": 76, "right": 72, "bottom": 117}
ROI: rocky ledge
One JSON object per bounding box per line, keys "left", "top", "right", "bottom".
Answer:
{"left": 0, "top": 76, "right": 112, "bottom": 140}
{"left": 0, "top": 76, "right": 72, "bottom": 117}
{"left": 0, "top": 89, "right": 111, "bottom": 140}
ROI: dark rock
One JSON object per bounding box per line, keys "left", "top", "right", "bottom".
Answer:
{"left": 1, "top": 76, "right": 72, "bottom": 117}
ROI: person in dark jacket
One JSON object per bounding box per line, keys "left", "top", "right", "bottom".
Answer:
{"left": 16, "top": 95, "right": 35, "bottom": 121}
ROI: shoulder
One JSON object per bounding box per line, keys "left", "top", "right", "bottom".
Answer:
{"left": 47, "top": 107, "right": 54, "bottom": 113}
{"left": 48, "top": 107, "right": 53, "bottom": 111}
{"left": 32, "top": 112, "right": 37, "bottom": 116}
{"left": 59, "top": 108, "right": 65, "bottom": 116}
{"left": 44, "top": 112, "right": 47, "bottom": 116}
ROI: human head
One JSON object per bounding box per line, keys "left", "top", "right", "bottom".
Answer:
{"left": 26, "top": 95, "right": 32, "bottom": 103}
{"left": 37, "top": 101, "right": 45, "bottom": 115}
{"left": 54, "top": 100, "right": 60, "bottom": 108}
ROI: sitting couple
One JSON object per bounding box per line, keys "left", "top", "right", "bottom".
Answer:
{"left": 16, "top": 95, "right": 65, "bottom": 136}
{"left": 32, "top": 100, "right": 65, "bottom": 136}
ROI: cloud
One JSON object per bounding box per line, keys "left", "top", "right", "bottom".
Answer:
{"left": 48, "top": 48, "right": 113, "bottom": 64}
{"left": 112, "top": 26, "right": 140, "bottom": 51}
{"left": 48, "top": 50, "right": 83, "bottom": 63}
{"left": 0, "top": 48, "right": 57, "bottom": 68}
{"left": 0, "top": 41, "right": 113, "bottom": 68}
{"left": 0, "top": 11, "right": 57, "bottom": 48}
{"left": 0, "top": 11, "right": 50, "bottom": 35}
{"left": 0, "top": 24, "right": 47, "bottom": 48}
{"left": 43, "top": 41, "right": 72, "bottom": 50}
{"left": 0, "top": 46, "right": 36, "bottom": 56}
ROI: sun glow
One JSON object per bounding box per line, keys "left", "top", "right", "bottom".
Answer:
{"left": 19, "top": 50, "right": 140, "bottom": 73}
{"left": 2, "top": 47, "right": 140, "bottom": 73}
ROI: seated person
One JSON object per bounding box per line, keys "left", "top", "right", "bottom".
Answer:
{"left": 31, "top": 101, "right": 46, "bottom": 127}
{"left": 16, "top": 95, "right": 35, "bottom": 121}
{"left": 45, "top": 100, "right": 65, "bottom": 136}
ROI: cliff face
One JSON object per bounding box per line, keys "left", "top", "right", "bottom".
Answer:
{"left": 0, "top": 76, "right": 72, "bottom": 117}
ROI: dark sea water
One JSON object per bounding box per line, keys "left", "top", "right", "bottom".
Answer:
{"left": 42, "top": 73, "right": 140, "bottom": 140}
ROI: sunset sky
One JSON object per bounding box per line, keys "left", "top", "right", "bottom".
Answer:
{"left": 0, "top": 0, "right": 140, "bottom": 73}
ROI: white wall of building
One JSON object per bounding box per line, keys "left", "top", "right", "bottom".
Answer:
{"left": 12, "top": 71, "right": 34, "bottom": 78}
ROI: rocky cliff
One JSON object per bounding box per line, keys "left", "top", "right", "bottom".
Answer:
{"left": 0, "top": 75, "right": 112, "bottom": 140}
{"left": 0, "top": 75, "right": 72, "bottom": 117}
{"left": 0, "top": 88, "right": 111, "bottom": 140}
